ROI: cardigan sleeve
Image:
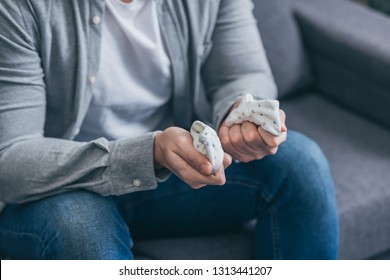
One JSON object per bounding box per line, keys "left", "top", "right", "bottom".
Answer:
{"left": 201, "top": 0, "right": 278, "bottom": 129}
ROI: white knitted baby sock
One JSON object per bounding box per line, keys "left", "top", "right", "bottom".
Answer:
{"left": 225, "top": 94, "right": 281, "bottom": 136}
{"left": 190, "top": 121, "right": 224, "bottom": 174}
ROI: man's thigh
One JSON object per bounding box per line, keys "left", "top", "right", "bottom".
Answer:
{"left": 0, "top": 190, "right": 130, "bottom": 259}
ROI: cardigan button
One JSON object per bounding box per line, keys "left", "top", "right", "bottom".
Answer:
{"left": 89, "top": 76, "right": 96, "bottom": 85}
{"left": 133, "top": 179, "right": 142, "bottom": 187}
{"left": 92, "top": 16, "right": 101, "bottom": 25}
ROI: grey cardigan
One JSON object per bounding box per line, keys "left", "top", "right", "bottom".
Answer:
{"left": 0, "top": 0, "right": 276, "bottom": 208}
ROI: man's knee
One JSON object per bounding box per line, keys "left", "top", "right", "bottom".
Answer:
{"left": 270, "top": 131, "right": 336, "bottom": 204}
{"left": 278, "top": 131, "right": 330, "bottom": 175}
{"left": 265, "top": 130, "right": 338, "bottom": 222}
{"left": 228, "top": 131, "right": 333, "bottom": 201}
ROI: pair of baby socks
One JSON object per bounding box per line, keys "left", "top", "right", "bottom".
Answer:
{"left": 191, "top": 94, "right": 281, "bottom": 173}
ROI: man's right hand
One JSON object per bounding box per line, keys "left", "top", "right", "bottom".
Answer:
{"left": 154, "top": 127, "right": 232, "bottom": 189}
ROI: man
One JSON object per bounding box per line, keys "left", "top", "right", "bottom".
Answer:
{"left": 0, "top": 0, "right": 338, "bottom": 259}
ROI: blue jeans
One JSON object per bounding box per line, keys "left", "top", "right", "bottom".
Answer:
{"left": 0, "top": 131, "right": 339, "bottom": 259}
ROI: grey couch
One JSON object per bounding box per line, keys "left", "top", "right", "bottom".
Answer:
{"left": 133, "top": 0, "right": 390, "bottom": 260}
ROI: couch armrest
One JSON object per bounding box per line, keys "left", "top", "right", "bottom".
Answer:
{"left": 294, "top": 0, "right": 390, "bottom": 129}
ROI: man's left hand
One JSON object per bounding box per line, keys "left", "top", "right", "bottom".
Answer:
{"left": 218, "top": 108, "right": 287, "bottom": 162}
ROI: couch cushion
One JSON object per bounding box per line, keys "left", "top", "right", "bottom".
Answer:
{"left": 282, "top": 94, "right": 390, "bottom": 259}
{"left": 294, "top": 0, "right": 390, "bottom": 129}
{"left": 252, "top": 0, "right": 313, "bottom": 98}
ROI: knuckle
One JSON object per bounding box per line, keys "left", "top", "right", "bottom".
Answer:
{"left": 230, "top": 134, "right": 241, "bottom": 145}
{"left": 254, "top": 151, "right": 266, "bottom": 160}
{"left": 255, "top": 154, "right": 266, "bottom": 160}
{"left": 214, "top": 175, "right": 226, "bottom": 186}
{"left": 220, "top": 136, "right": 230, "bottom": 147}
{"left": 218, "top": 177, "right": 226, "bottom": 185}
{"left": 268, "top": 147, "right": 278, "bottom": 155}
{"left": 177, "top": 134, "right": 189, "bottom": 145}
{"left": 186, "top": 179, "right": 199, "bottom": 188}
{"left": 238, "top": 156, "right": 251, "bottom": 163}
{"left": 233, "top": 140, "right": 247, "bottom": 151}
{"left": 244, "top": 131, "right": 258, "bottom": 143}
{"left": 267, "top": 138, "right": 280, "bottom": 148}
{"left": 191, "top": 184, "right": 204, "bottom": 189}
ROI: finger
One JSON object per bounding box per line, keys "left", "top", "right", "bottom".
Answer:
{"left": 255, "top": 109, "right": 286, "bottom": 147}
{"left": 229, "top": 124, "right": 254, "bottom": 155}
{"left": 208, "top": 164, "right": 227, "bottom": 186}
{"left": 222, "top": 152, "right": 232, "bottom": 169}
{"left": 219, "top": 124, "right": 243, "bottom": 160}
{"left": 241, "top": 122, "right": 271, "bottom": 159}
{"left": 221, "top": 123, "right": 264, "bottom": 162}
{"left": 257, "top": 127, "right": 287, "bottom": 149}
{"left": 192, "top": 184, "right": 208, "bottom": 189}
{"left": 167, "top": 151, "right": 207, "bottom": 180}
{"left": 280, "top": 109, "right": 287, "bottom": 133}
{"left": 192, "top": 163, "right": 228, "bottom": 188}
{"left": 221, "top": 122, "right": 265, "bottom": 162}
{"left": 167, "top": 151, "right": 226, "bottom": 187}
{"left": 241, "top": 122, "right": 267, "bottom": 151}
{"left": 257, "top": 109, "right": 288, "bottom": 148}
{"left": 172, "top": 133, "right": 213, "bottom": 175}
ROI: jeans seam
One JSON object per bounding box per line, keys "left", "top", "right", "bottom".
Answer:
{"left": 226, "top": 179, "right": 261, "bottom": 190}
{"left": 227, "top": 179, "right": 273, "bottom": 209}
{"left": 0, "top": 228, "right": 45, "bottom": 259}
{"left": 40, "top": 232, "right": 59, "bottom": 259}
{"left": 228, "top": 178, "right": 283, "bottom": 259}
{"left": 269, "top": 206, "right": 282, "bottom": 259}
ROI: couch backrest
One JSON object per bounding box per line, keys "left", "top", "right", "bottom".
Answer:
{"left": 252, "top": 0, "right": 313, "bottom": 99}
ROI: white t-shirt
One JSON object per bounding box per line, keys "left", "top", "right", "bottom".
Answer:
{"left": 76, "top": 0, "right": 173, "bottom": 141}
